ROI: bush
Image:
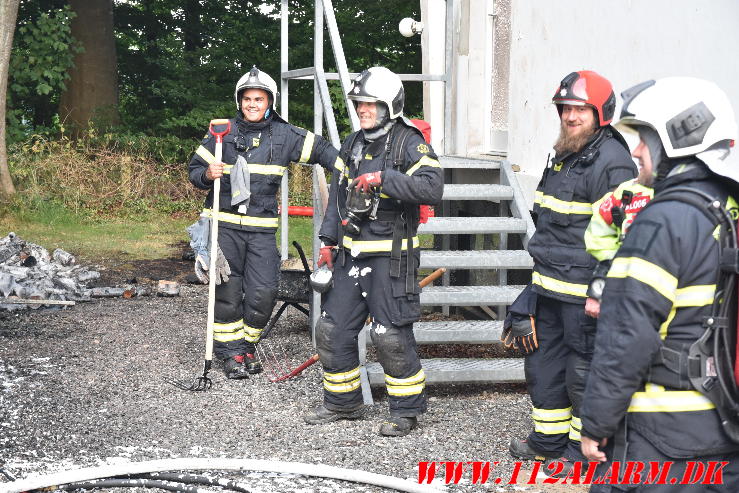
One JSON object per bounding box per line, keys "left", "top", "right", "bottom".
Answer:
{"left": 6, "top": 133, "right": 323, "bottom": 219}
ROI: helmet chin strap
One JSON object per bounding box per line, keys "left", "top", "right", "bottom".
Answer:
{"left": 361, "top": 103, "right": 392, "bottom": 141}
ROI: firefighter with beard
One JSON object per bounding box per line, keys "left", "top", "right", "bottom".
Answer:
{"left": 508, "top": 71, "right": 637, "bottom": 469}
{"left": 303, "top": 67, "right": 443, "bottom": 437}
{"left": 188, "top": 67, "right": 342, "bottom": 379}
{"left": 580, "top": 79, "right": 739, "bottom": 492}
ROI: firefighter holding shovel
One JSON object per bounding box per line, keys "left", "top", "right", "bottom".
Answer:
{"left": 188, "top": 67, "right": 342, "bottom": 380}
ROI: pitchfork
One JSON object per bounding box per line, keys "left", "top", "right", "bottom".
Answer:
{"left": 255, "top": 241, "right": 313, "bottom": 381}
{"left": 169, "top": 118, "right": 231, "bottom": 392}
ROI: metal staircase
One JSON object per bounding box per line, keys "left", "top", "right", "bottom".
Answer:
{"left": 358, "top": 155, "right": 535, "bottom": 403}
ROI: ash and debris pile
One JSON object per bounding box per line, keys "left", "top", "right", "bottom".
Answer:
{"left": 0, "top": 232, "right": 159, "bottom": 311}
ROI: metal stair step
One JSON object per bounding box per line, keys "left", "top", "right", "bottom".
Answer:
{"left": 365, "top": 320, "right": 504, "bottom": 345}
{"left": 420, "top": 249, "right": 533, "bottom": 269}
{"left": 439, "top": 156, "right": 501, "bottom": 169}
{"left": 420, "top": 285, "right": 526, "bottom": 306}
{"left": 418, "top": 217, "right": 527, "bottom": 234}
{"left": 442, "top": 184, "right": 513, "bottom": 201}
{"left": 365, "top": 358, "right": 524, "bottom": 385}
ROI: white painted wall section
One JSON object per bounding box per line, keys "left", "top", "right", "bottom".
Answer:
{"left": 507, "top": 0, "right": 739, "bottom": 207}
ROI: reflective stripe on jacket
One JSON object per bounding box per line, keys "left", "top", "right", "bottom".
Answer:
{"left": 188, "top": 115, "right": 341, "bottom": 233}
{"left": 528, "top": 126, "right": 636, "bottom": 302}
{"left": 319, "top": 119, "right": 443, "bottom": 258}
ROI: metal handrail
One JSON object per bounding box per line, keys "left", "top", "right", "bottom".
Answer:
{"left": 500, "top": 159, "right": 535, "bottom": 248}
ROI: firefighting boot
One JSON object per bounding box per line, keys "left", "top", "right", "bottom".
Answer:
{"left": 223, "top": 355, "right": 250, "bottom": 380}
{"left": 508, "top": 438, "right": 558, "bottom": 460}
{"left": 304, "top": 404, "right": 367, "bottom": 425}
{"left": 543, "top": 457, "right": 575, "bottom": 479}
{"left": 244, "top": 353, "right": 262, "bottom": 375}
{"left": 378, "top": 416, "right": 417, "bottom": 437}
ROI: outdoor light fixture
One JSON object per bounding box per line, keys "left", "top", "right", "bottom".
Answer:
{"left": 399, "top": 17, "right": 424, "bottom": 37}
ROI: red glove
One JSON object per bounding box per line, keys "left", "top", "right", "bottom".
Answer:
{"left": 317, "top": 245, "right": 336, "bottom": 269}
{"left": 351, "top": 171, "right": 383, "bottom": 193}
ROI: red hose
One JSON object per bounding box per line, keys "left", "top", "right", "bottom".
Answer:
{"left": 277, "top": 206, "right": 314, "bottom": 217}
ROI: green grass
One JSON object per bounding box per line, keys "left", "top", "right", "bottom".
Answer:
{"left": 0, "top": 203, "right": 429, "bottom": 263}
{"left": 0, "top": 201, "right": 319, "bottom": 262}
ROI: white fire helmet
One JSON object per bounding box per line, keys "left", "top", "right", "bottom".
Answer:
{"left": 347, "top": 67, "right": 405, "bottom": 119}
{"left": 616, "top": 77, "right": 738, "bottom": 182}
{"left": 234, "top": 66, "right": 278, "bottom": 112}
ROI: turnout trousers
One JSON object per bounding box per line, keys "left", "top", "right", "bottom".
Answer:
{"left": 525, "top": 294, "right": 597, "bottom": 460}
{"left": 588, "top": 428, "right": 739, "bottom": 492}
{"left": 212, "top": 227, "right": 280, "bottom": 359}
{"left": 315, "top": 254, "right": 427, "bottom": 417}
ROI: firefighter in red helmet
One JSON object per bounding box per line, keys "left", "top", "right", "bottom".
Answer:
{"left": 506, "top": 70, "right": 637, "bottom": 473}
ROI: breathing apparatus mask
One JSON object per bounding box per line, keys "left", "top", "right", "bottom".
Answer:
{"left": 342, "top": 183, "right": 380, "bottom": 236}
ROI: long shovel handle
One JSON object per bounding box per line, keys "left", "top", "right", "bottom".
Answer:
{"left": 205, "top": 119, "right": 231, "bottom": 363}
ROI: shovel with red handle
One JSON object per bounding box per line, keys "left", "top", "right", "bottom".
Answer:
{"left": 169, "top": 118, "right": 231, "bottom": 392}
{"left": 270, "top": 267, "right": 447, "bottom": 382}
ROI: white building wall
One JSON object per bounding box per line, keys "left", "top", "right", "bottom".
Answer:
{"left": 507, "top": 0, "right": 739, "bottom": 206}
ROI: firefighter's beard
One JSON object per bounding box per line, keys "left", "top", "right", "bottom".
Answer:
{"left": 553, "top": 120, "right": 597, "bottom": 155}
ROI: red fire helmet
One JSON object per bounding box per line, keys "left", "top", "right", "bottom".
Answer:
{"left": 552, "top": 70, "right": 616, "bottom": 127}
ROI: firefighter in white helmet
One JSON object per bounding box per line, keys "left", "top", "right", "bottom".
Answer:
{"left": 188, "top": 66, "right": 343, "bottom": 379}
{"left": 580, "top": 77, "right": 739, "bottom": 491}
{"left": 304, "top": 67, "right": 443, "bottom": 436}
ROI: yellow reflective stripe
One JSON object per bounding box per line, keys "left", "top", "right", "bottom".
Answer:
{"left": 324, "top": 379, "right": 361, "bottom": 393}
{"left": 608, "top": 257, "right": 677, "bottom": 303}
{"left": 385, "top": 369, "right": 426, "bottom": 396}
{"left": 628, "top": 386, "right": 715, "bottom": 413}
{"left": 213, "top": 320, "right": 245, "bottom": 342}
{"left": 243, "top": 324, "right": 263, "bottom": 343}
{"left": 324, "top": 367, "right": 361, "bottom": 383}
{"left": 387, "top": 383, "right": 425, "bottom": 396}
{"left": 675, "top": 285, "right": 715, "bottom": 307}
{"left": 385, "top": 369, "right": 426, "bottom": 386}
{"left": 334, "top": 157, "right": 345, "bottom": 174}
{"left": 658, "top": 307, "right": 677, "bottom": 340}
{"left": 202, "top": 209, "right": 279, "bottom": 228}
{"left": 405, "top": 155, "right": 441, "bottom": 176}
{"left": 196, "top": 145, "right": 216, "bottom": 165}
{"left": 569, "top": 416, "right": 582, "bottom": 441}
{"left": 531, "top": 272, "right": 588, "bottom": 298}
{"left": 658, "top": 285, "right": 715, "bottom": 339}
{"left": 533, "top": 420, "right": 571, "bottom": 435}
{"left": 299, "top": 131, "right": 315, "bottom": 163}
{"left": 248, "top": 163, "right": 285, "bottom": 176}
{"left": 343, "top": 236, "right": 420, "bottom": 254}
{"left": 535, "top": 193, "right": 592, "bottom": 215}
{"left": 531, "top": 406, "right": 572, "bottom": 421}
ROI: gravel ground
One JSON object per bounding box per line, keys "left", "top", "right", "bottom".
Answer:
{"left": 0, "top": 261, "right": 587, "bottom": 493}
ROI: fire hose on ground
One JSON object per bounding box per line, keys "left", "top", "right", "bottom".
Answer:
{"left": 0, "top": 458, "right": 445, "bottom": 493}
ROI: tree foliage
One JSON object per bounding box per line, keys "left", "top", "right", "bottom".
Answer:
{"left": 7, "top": 1, "right": 78, "bottom": 142}
{"left": 8, "top": 0, "right": 421, "bottom": 149}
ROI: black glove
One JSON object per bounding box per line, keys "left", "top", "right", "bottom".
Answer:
{"left": 501, "top": 313, "right": 538, "bottom": 354}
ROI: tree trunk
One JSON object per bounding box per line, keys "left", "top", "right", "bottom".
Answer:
{"left": 59, "top": 0, "right": 120, "bottom": 137}
{"left": 0, "top": 0, "right": 20, "bottom": 197}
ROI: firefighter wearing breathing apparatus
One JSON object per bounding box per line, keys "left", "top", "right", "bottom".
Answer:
{"left": 508, "top": 71, "right": 637, "bottom": 467}
{"left": 303, "top": 67, "right": 443, "bottom": 437}
{"left": 188, "top": 67, "right": 342, "bottom": 380}
{"left": 580, "top": 77, "right": 739, "bottom": 492}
